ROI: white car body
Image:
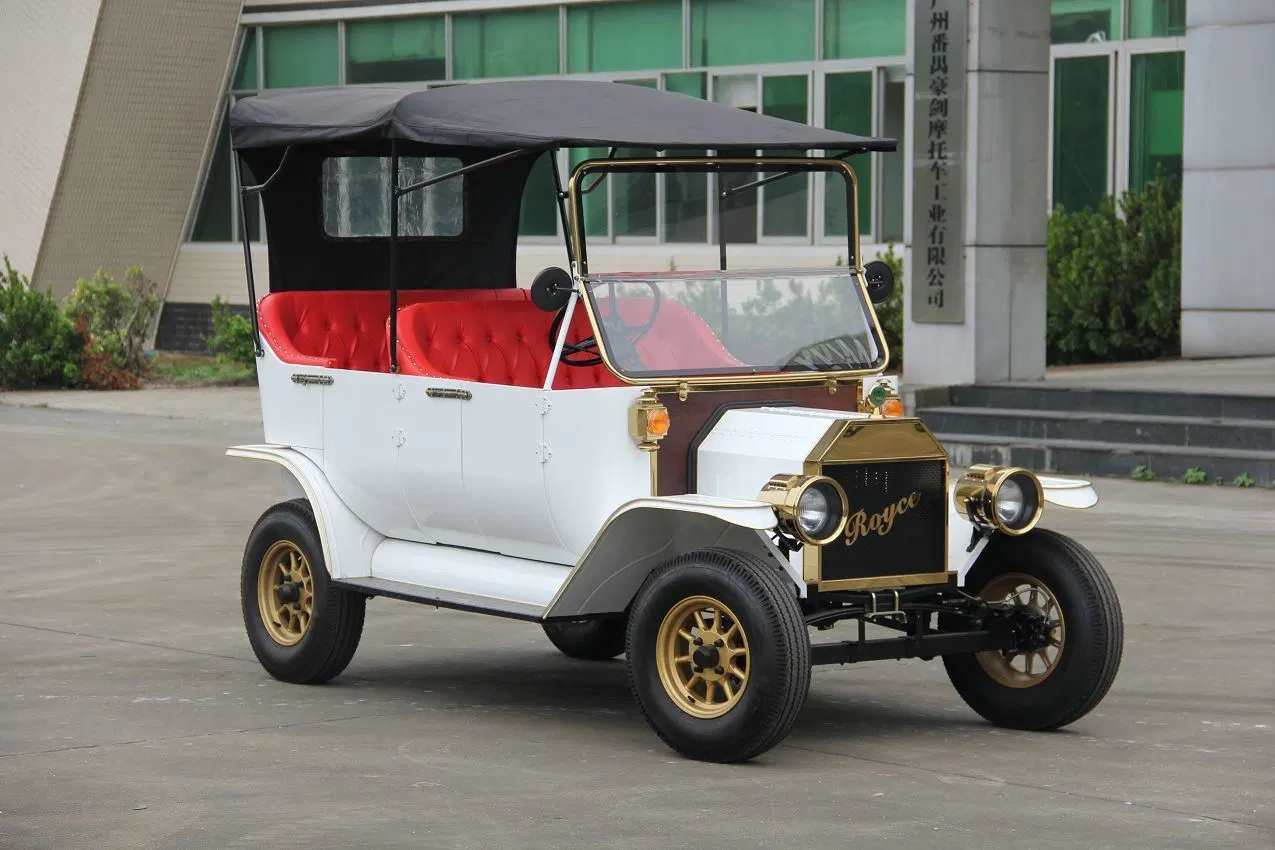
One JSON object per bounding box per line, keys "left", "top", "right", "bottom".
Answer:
{"left": 230, "top": 344, "right": 1097, "bottom": 620}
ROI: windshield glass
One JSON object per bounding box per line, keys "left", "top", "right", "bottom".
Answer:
{"left": 582, "top": 268, "right": 885, "bottom": 379}
{"left": 568, "top": 158, "right": 884, "bottom": 380}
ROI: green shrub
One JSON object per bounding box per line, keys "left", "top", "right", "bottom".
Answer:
{"left": 1182, "top": 466, "right": 1207, "bottom": 485}
{"left": 208, "top": 296, "right": 258, "bottom": 372}
{"left": 1131, "top": 464, "right": 1157, "bottom": 482}
{"left": 63, "top": 266, "right": 160, "bottom": 378}
{"left": 1047, "top": 170, "right": 1181, "bottom": 365}
{"left": 1233, "top": 473, "right": 1255, "bottom": 488}
{"left": 0, "top": 255, "right": 84, "bottom": 389}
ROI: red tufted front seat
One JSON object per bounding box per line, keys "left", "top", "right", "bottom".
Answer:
{"left": 257, "top": 289, "right": 529, "bottom": 372}
{"left": 394, "top": 301, "right": 624, "bottom": 389}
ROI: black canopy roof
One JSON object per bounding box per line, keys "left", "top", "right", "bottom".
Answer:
{"left": 230, "top": 79, "right": 896, "bottom": 153}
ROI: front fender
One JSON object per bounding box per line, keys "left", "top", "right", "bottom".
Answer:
{"left": 226, "top": 444, "right": 382, "bottom": 580}
{"left": 948, "top": 472, "right": 1100, "bottom": 585}
{"left": 544, "top": 494, "right": 794, "bottom": 619}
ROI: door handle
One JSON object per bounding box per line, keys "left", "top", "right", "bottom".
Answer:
{"left": 425, "top": 387, "right": 472, "bottom": 400}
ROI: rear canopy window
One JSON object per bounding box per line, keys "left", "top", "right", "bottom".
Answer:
{"left": 322, "top": 156, "right": 463, "bottom": 238}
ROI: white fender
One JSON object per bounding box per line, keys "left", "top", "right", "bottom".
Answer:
{"left": 226, "top": 444, "right": 383, "bottom": 580}
{"left": 544, "top": 494, "right": 793, "bottom": 619}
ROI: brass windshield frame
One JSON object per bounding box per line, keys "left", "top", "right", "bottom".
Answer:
{"left": 564, "top": 156, "right": 890, "bottom": 390}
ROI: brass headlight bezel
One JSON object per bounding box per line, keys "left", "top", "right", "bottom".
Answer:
{"left": 953, "top": 464, "right": 1045, "bottom": 536}
{"left": 757, "top": 473, "right": 850, "bottom": 545}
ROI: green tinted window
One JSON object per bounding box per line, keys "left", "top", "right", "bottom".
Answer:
{"left": 1130, "top": 0, "right": 1186, "bottom": 38}
{"left": 453, "top": 9, "right": 560, "bottom": 79}
{"left": 347, "top": 17, "right": 446, "bottom": 84}
{"left": 1050, "top": 0, "right": 1121, "bottom": 44}
{"left": 192, "top": 109, "right": 233, "bottom": 242}
{"left": 662, "top": 73, "right": 708, "bottom": 243}
{"left": 1130, "top": 51, "right": 1184, "bottom": 193}
{"left": 823, "top": 0, "right": 905, "bottom": 59}
{"left": 690, "top": 0, "right": 815, "bottom": 67}
{"left": 567, "top": 1, "right": 682, "bottom": 73}
{"left": 233, "top": 30, "right": 257, "bottom": 90}
{"left": 263, "top": 23, "right": 339, "bottom": 88}
{"left": 664, "top": 71, "right": 706, "bottom": 99}
{"left": 824, "top": 72, "right": 872, "bottom": 237}
{"left": 1052, "top": 56, "right": 1109, "bottom": 212}
{"left": 519, "top": 152, "right": 558, "bottom": 237}
{"left": 761, "top": 75, "right": 809, "bottom": 238}
{"left": 570, "top": 148, "right": 610, "bottom": 239}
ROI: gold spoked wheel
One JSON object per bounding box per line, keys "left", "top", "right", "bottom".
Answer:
{"left": 256, "top": 539, "right": 315, "bottom": 647}
{"left": 976, "top": 573, "right": 1066, "bottom": 688}
{"left": 655, "top": 595, "right": 750, "bottom": 719}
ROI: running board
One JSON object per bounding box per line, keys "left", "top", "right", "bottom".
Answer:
{"left": 334, "top": 577, "right": 544, "bottom": 621}
{"left": 339, "top": 538, "right": 574, "bottom": 622}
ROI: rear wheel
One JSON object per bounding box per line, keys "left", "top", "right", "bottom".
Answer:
{"left": 626, "top": 548, "right": 809, "bottom": 763}
{"left": 542, "top": 616, "right": 627, "bottom": 660}
{"left": 241, "top": 500, "right": 365, "bottom": 684}
{"left": 944, "top": 528, "right": 1123, "bottom": 730}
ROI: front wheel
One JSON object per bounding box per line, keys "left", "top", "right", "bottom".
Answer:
{"left": 626, "top": 547, "right": 810, "bottom": 763}
{"left": 944, "top": 528, "right": 1123, "bottom": 730}
{"left": 241, "top": 499, "right": 365, "bottom": 684}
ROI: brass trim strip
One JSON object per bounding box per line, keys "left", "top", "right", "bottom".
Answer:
{"left": 565, "top": 156, "right": 891, "bottom": 392}
{"left": 426, "top": 387, "right": 472, "bottom": 400}
{"left": 818, "top": 571, "right": 954, "bottom": 592}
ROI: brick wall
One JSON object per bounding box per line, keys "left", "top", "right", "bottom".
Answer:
{"left": 34, "top": 0, "right": 244, "bottom": 300}
{"left": 0, "top": 0, "right": 102, "bottom": 277}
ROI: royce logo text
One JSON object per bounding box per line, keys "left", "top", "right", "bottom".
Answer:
{"left": 844, "top": 491, "right": 922, "bottom": 546}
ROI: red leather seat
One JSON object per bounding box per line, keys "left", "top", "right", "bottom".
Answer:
{"left": 394, "top": 296, "right": 747, "bottom": 389}
{"left": 257, "top": 289, "right": 529, "bottom": 372}
{"left": 394, "top": 301, "right": 623, "bottom": 389}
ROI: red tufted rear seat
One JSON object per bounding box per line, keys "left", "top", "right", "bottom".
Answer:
{"left": 394, "top": 300, "right": 624, "bottom": 389}
{"left": 257, "top": 289, "right": 529, "bottom": 372}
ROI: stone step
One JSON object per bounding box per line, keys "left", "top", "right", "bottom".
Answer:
{"left": 946, "top": 384, "right": 1275, "bottom": 421}
{"left": 919, "top": 406, "right": 1275, "bottom": 453}
{"left": 936, "top": 433, "right": 1275, "bottom": 488}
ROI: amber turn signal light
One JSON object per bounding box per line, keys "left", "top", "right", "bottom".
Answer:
{"left": 881, "top": 397, "right": 905, "bottom": 417}
{"left": 629, "top": 391, "right": 670, "bottom": 451}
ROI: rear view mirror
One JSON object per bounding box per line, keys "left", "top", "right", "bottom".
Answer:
{"left": 861, "top": 260, "right": 895, "bottom": 305}
{"left": 530, "top": 266, "right": 573, "bottom": 312}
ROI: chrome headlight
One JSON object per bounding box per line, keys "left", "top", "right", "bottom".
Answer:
{"left": 954, "top": 465, "right": 1044, "bottom": 535}
{"left": 758, "top": 473, "right": 849, "bottom": 545}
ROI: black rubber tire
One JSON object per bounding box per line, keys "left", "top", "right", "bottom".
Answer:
{"left": 626, "top": 547, "right": 810, "bottom": 763}
{"left": 943, "top": 528, "right": 1124, "bottom": 731}
{"left": 241, "top": 499, "right": 365, "bottom": 684}
{"left": 542, "top": 616, "right": 627, "bottom": 660}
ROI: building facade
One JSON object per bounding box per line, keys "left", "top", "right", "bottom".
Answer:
{"left": 2, "top": 1, "right": 1239, "bottom": 357}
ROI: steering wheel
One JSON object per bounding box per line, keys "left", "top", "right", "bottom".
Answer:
{"left": 550, "top": 282, "right": 663, "bottom": 368}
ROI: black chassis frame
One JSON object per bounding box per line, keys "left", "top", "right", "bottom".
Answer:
{"left": 800, "top": 575, "right": 1050, "bottom": 667}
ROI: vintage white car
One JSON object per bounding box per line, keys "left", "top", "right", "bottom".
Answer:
{"left": 226, "top": 80, "right": 1123, "bottom": 763}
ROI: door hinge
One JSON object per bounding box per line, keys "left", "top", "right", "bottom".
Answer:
{"left": 392, "top": 381, "right": 407, "bottom": 400}
{"left": 534, "top": 395, "right": 552, "bottom": 415}
{"left": 392, "top": 428, "right": 406, "bottom": 448}
{"left": 536, "top": 442, "right": 552, "bottom": 463}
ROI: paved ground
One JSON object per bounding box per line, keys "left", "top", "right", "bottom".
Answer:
{"left": 1039, "top": 356, "right": 1275, "bottom": 397}
{"left": 1, "top": 395, "right": 1272, "bottom": 849}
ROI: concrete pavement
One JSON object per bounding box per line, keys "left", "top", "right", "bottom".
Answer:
{"left": 0, "top": 400, "right": 1272, "bottom": 849}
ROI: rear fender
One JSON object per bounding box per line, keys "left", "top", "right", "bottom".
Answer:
{"left": 544, "top": 495, "right": 793, "bottom": 619}
{"left": 226, "top": 444, "right": 382, "bottom": 580}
